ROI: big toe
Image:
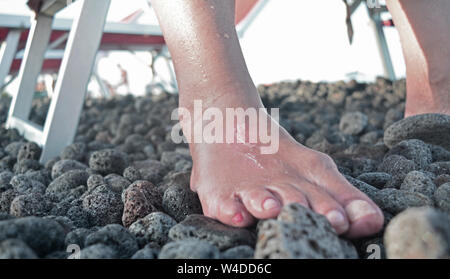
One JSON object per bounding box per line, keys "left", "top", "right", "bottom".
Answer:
{"left": 323, "top": 175, "right": 384, "bottom": 237}
{"left": 344, "top": 199, "right": 384, "bottom": 238}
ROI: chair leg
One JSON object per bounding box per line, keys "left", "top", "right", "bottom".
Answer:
{"left": 39, "top": 0, "right": 111, "bottom": 163}
{"left": 367, "top": 6, "right": 396, "bottom": 80}
{"left": 6, "top": 15, "right": 53, "bottom": 123}
{"left": 0, "top": 29, "right": 21, "bottom": 90}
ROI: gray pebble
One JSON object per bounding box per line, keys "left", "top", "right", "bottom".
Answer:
{"left": 65, "top": 228, "right": 95, "bottom": 249}
{"left": 122, "top": 166, "right": 142, "bottom": 182}
{"left": 435, "top": 174, "right": 450, "bottom": 186}
{"left": 85, "top": 224, "right": 138, "bottom": 259}
{"left": 434, "top": 182, "right": 450, "bottom": 213}
{"left": 17, "top": 142, "right": 41, "bottom": 162}
{"left": 0, "top": 239, "right": 38, "bottom": 259}
{"left": 378, "top": 155, "right": 417, "bottom": 179}
{"left": 344, "top": 175, "right": 379, "bottom": 200}
{"left": 61, "top": 142, "right": 87, "bottom": 162}
{"left": 158, "top": 239, "right": 220, "bottom": 259}
{"left": 131, "top": 243, "right": 159, "bottom": 259}
{"left": 86, "top": 174, "right": 105, "bottom": 191}
{"left": 0, "top": 216, "right": 66, "bottom": 256}
{"left": 386, "top": 139, "right": 432, "bottom": 169}
{"left": 79, "top": 244, "right": 117, "bottom": 259}
{"left": 400, "top": 171, "right": 436, "bottom": 198}
{"left": 255, "top": 207, "right": 344, "bottom": 259}
{"left": 82, "top": 185, "right": 123, "bottom": 226}
{"left": 13, "top": 159, "right": 41, "bottom": 174}
{"left": 356, "top": 172, "right": 392, "bottom": 189}
{"left": 384, "top": 113, "right": 450, "bottom": 149}
{"left": 373, "top": 188, "right": 434, "bottom": 214}
{"left": 128, "top": 212, "right": 177, "bottom": 247}
{"left": 10, "top": 193, "right": 52, "bottom": 217}
{"left": 66, "top": 205, "right": 91, "bottom": 228}
{"left": 132, "top": 159, "right": 167, "bottom": 184}
{"left": 221, "top": 245, "right": 254, "bottom": 259}
{"left": 51, "top": 159, "right": 88, "bottom": 180}
{"left": 89, "top": 149, "right": 127, "bottom": 175}
{"left": 46, "top": 170, "right": 90, "bottom": 194}
{"left": 10, "top": 174, "right": 46, "bottom": 194}
{"left": 339, "top": 111, "right": 368, "bottom": 135}
{"left": 384, "top": 207, "right": 450, "bottom": 259}
{"left": 169, "top": 214, "right": 255, "bottom": 250}
{"left": 0, "top": 188, "right": 19, "bottom": 212}
{"left": 425, "top": 161, "right": 450, "bottom": 176}
{"left": 104, "top": 174, "right": 130, "bottom": 194}
{"left": 162, "top": 184, "right": 202, "bottom": 222}
{"left": 430, "top": 144, "right": 450, "bottom": 162}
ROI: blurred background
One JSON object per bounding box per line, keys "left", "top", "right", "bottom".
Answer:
{"left": 0, "top": 0, "right": 405, "bottom": 97}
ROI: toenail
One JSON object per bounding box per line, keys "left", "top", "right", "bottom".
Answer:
{"left": 326, "top": 210, "right": 348, "bottom": 232}
{"left": 232, "top": 213, "right": 243, "bottom": 224}
{"left": 345, "top": 200, "right": 377, "bottom": 222}
{"left": 262, "top": 198, "right": 280, "bottom": 211}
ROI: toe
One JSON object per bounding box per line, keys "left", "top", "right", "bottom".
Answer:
{"left": 197, "top": 189, "right": 255, "bottom": 228}
{"left": 266, "top": 184, "right": 309, "bottom": 208}
{"left": 240, "top": 187, "right": 282, "bottom": 219}
{"left": 343, "top": 199, "right": 384, "bottom": 238}
{"left": 319, "top": 171, "right": 384, "bottom": 238}
{"left": 217, "top": 198, "right": 256, "bottom": 227}
{"left": 298, "top": 182, "right": 350, "bottom": 235}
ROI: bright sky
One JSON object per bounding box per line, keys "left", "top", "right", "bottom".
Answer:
{"left": 0, "top": 0, "right": 406, "bottom": 96}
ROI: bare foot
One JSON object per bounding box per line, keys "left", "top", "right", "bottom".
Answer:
{"left": 184, "top": 91, "right": 384, "bottom": 239}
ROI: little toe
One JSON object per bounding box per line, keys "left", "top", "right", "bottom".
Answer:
{"left": 217, "top": 198, "right": 256, "bottom": 228}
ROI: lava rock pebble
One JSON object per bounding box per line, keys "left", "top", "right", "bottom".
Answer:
{"left": 169, "top": 214, "right": 255, "bottom": 250}
{"left": 10, "top": 193, "right": 52, "bottom": 217}
{"left": 162, "top": 184, "right": 202, "bottom": 222}
{"left": 0, "top": 239, "right": 38, "bottom": 259}
{"left": 384, "top": 113, "right": 450, "bottom": 149}
{"left": 400, "top": 171, "right": 437, "bottom": 198}
{"left": 434, "top": 182, "right": 450, "bottom": 213}
{"left": 82, "top": 185, "right": 123, "bottom": 226}
{"left": 122, "top": 180, "right": 161, "bottom": 227}
{"left": 255, "top": 203, "right": 346, "bottom": 259}
{"left": 221, "top": 245, "right": 254, "bottom": 259}
{"left": 339, "top": 111, "right": 368, "bottom": 135}
{"left": 373, "top": 188, "right": 434, "bottom": 214}
{"left": 89, "top": 149, "right": 127, "bottom": 175}
{"left": 46, "top": 170, "right": 90, "bottom": 194}
{"left": 0, "top": 217, "right": 65, "bottom": 256}
{"left": 158, "top": 239, "right": 220, "bottom": 259}
{"left": 17, "top": 142, "right": 41, "bottom": 162}
{"left": 84, "top": 224, "right": 138, "bottom": 259}
{"left": 356, "top": 172, "right": 391, "bottom": 189}
{"left": 128, "top": 212, "right": 177, "bottom": 247}
{"left": 386, "top": 139, "right": 432, "bottom": 169}
{"left": 131, "top": 243, "right": 160, "bottom": 259}
{"left": 51, "top": 159, "right": 88, "bottom": 180}
{"left": 79, "top": 244, "right": 118, "bottom": 259}
{"left": 384, "top": 207, "right": 450, "bottom": 259}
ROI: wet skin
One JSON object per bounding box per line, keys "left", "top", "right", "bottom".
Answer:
{"left": 150, "top": 0, "right": 450, "bottom": 237}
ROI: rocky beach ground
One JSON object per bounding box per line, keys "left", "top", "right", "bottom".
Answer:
{"left": 0, "top": 77, "right": 449, "bottom": 259}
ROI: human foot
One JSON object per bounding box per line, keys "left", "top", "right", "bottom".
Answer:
{"left": 183, "top": 95, "right": 384, "bottom": 238}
